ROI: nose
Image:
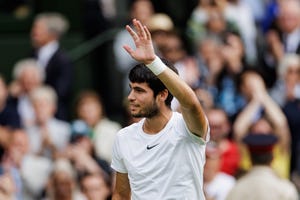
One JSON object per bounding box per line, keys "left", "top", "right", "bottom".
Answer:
{"left": 128, "top": 90, "right": 135, "bottom": 101}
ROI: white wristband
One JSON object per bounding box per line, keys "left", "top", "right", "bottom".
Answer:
{"left": 146, "top": 56, "right": 167, "bottom": 75}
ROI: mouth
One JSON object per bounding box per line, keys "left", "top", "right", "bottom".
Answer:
{"left": 129, "top": 104, "right": 139, "bottom": 112}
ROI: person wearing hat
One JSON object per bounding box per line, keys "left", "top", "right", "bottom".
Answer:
{"left": 226, "top": 134, "right": 298, "bottom": 200}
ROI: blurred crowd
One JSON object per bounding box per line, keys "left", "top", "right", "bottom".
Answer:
{"left": 1, "top": 0, "right": 300, "bottom": 199}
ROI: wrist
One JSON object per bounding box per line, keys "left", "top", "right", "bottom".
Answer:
{"left": 145, "top": 56, "right": 167, "bottom": 75}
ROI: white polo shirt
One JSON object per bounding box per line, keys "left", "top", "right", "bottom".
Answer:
{"left": 111, "top": 112, "right": 209, "bottom": 200}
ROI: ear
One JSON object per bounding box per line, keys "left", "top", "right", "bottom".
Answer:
{"left": 157, "top": 89, "right": 168, "bottom": 102}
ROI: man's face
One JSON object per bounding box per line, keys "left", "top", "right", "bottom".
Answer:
{"left": 207, "top": 110, "right": 230, "bottom": 141}
{"left": 20, "top": 68, "right": 41, "bottom": 93}
{"left": 278, "top": 1, "right": 300, "bottom": 33}
{"left": 30, "top": 19, "right": 54, "bottom": 48}
{"left": 128, "top": 82, "right": 159, "bottom": 118}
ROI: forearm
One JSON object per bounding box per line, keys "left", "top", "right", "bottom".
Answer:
{"left": 262, "top": 95, "right": 286, "bottom": 126}
{"left": 261, "top": 95, "right": 290, "bottom": 150}
{"left": 233, "top": 100, "right": 260, "bottom": 142}
{"left": 112, "top": 172, "right": 131, "bottom": 200}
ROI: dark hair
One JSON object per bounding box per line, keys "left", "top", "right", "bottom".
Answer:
{"left": 129, "top": 58, "right": 178, "bottom": 107}
{"left": 79, "top": 170, "right": 112, "bottom": 200}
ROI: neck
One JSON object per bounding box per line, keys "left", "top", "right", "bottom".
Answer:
{"left": 143, "top": 109, "right": 172, "bottom": 134}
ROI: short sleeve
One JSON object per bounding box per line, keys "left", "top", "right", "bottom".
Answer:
{"left": 176, "top": 113, "right": 210, "bottom": 145}
{"left": 111, "top": 133, "right": 128, "bottom": 173}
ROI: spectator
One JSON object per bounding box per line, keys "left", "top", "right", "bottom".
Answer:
{"left": 194, "top": 37, "right": 224, "bottom": 98}
{"left": 0, "top": 139, "right": 17, "bottom": 200}
{"left": 159, "top": 31, "right": 201, "bottom": 90}
{"left": 223, "top": 0, "right": 257, "bottom": 64}
{"left": 43, "top": 158, "right": 86, "bottom": 200}
{"left": 270, "top": 53, "right": 300, "bottom": 106}
{"left": 0, "top": 74, "right": 20, "bottom": 129}
{"left": 79, "top": 171, "right": 112, "bottom": 200}
{"left": 64, "top": 120, "right": 113, "bottom": 177}
{"left": 204, "top": 141, "right": 236, "bottom": 200}
{"left": 207, "top": 107, "right": 240, "bottom": 176}
{"left": 186, "top": 3, "right": 239, "bottom": 53}
{"left": 234, "top": 70, "right": 291, "bottom": 178}
{"left": 146, "top": 13, "right": 174, "bottom": 53}
{"left": 26, "top": 86, "right": 71, "bottom": 159}
{"left": 226, "top": 134, "right": 298, "bottom": 200}
{"left": 259, "top": 0, "right": 300, "bottom": 88}
{"left": 8, "top": 129, "right": 53, "bottom": 200}
{"left": 215, "top": 33, "right": 247, "bottom": 120}
{"left": 279, "top": 55, "right": 300, "bottom": 187}
{"left": 113, "top": 0, "right": 155, "bottom": 97}
{"left": 9, "top": 58, "right": 44, "bottom": 128}
{"left": 30, "top": 12, "right": 73, "bottom": 121}
{"left": 74, "top": 90, "right": 121, "bottom": 163}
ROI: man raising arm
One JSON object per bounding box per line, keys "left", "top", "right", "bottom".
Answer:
{"left": 112, "top": 19, "right": 209, "bottom": 200}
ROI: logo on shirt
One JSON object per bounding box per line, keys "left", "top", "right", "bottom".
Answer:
{"left": 146, "top": 143, "right": 159, "bottom": 150}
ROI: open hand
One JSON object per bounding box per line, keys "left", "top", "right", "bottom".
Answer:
{"left": 123, "top": 19, "right": 156, "bottom": 64}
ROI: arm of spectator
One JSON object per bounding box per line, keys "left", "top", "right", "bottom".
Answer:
{"left": 233, "top": 99, "right": 261, "bottom": 142}
{"left": 259, "top": 90, "right": 291, "bottom": 152}
{"left": 266, "top": 30, "right": 284, "bottom": 62}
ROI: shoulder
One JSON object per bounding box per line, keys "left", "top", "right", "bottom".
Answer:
{"left": 117, "top": 121, "right": 141, "bottom": 136}
{"left": 51, "top": 48, "right": 72, "bottom": 63}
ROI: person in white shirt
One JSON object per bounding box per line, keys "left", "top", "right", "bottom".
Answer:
{"left": 26, "top": 86, "right": 71, "bottom": 159}
{"left": 111, "top": 19, "right": 210, "bottom": 200}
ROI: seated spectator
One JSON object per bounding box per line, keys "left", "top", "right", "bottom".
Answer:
{"left": 234, "top": 70, "right": 291, "bottom": 178}
{"left": 43, "top": 158, "right": 86, "bottom": 200}
{"left": 1, "top": 129, "right": 26, "bottom": 200}
{"left": 79, "top": 171, "right": 112, "bottom": 200}
{"left": 0, "top": 140, "right": 17, "bottom": 200}
{"left": 5, "top": 128, "right": 52, "bottom": 200}
{"left": 215, "top": 33, "right": 247, "bottom": 120}
{"left": 64, "top": 120, "right": 112, "bottom": 177}
{"left": 74, "top": 90, "right": 121, "bottom": 163}
{"left": 26, "top": 86, "right": 71, "bottom": 159}
{"left": 204, "top": 141, "right": 236, "bottom": 200}
{"left": 270, "top": 53, "right": 300, "bottom": 106}
{"left": 0, "top": 74, "right": 20, "bottom": 129}
{"left": 226, "top": 134, "right": 298, "bottom": 200}
{"left": 194, "top": 37, "right": 224, "bottom": 98}
{"left": 9, "top": 58, "right": 44, "bottom": 127}
{"left": 159, "top": 31, "right": 201, "bottom": 90}
{"left": 207, "top": 107, "right": 240, "bottom": 176}
{"left": 259, "top": 0, "right": 300, "bottom": 88}
{"left": 146, "top": 13, "right": 174, "bottom": 54}
{"left": 187, "top": 4, "right": 239, "bottom": 53}
{"left": 279, "top": 55, "right": 300, "bottom": 188}
{"left": 222, "top": 0, "right": 257, "bottom": 64}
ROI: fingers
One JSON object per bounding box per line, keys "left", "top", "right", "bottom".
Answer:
{"left": 144, "top": 25, "right": 151, "bottom": 40}
{"left": 126, "top": 25, "right": 139, "bottom": 42}
{"left": 123, "top": 45, "right": 134, "bottom": 56}
{"left": 133, "top": 19, "right": 147, "bottom": 40}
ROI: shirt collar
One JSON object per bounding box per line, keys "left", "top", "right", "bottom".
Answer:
{"left": 37, "top": 41, "right": 59, "bottom": 68}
